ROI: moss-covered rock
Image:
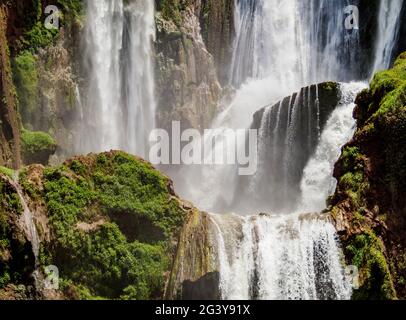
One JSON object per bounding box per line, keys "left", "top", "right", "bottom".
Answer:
{"left": 0, "top": 6, "right": 22, "bottom": 169}
{"left": 13, "top": 51, "right": 39, "bottom": 127}
{"left": 331, "top": 53, "right": 406, "bottom": 299}
{"left": 4, "top": 0, "right": 82, "bottom": 161}
{"left": 155, "top": 1, "right": 223, "bottom": 132}
{"left": 2, "top": 151, "right": 193, "bottom": 300}
{"left": 21, "top": 129, "right": 57, "bottom": 165}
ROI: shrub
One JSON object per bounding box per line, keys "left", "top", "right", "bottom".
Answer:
{"left": 21, "top": 129, "right": 57, "bottom": 165}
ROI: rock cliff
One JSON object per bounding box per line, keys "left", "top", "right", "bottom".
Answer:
{"left": 155, "top": 1, "right": 224, "bottom": 132}
{"left": 331, "top": 53, "right": 406, "bottom": 299}
{"left": 0, "top": 6, "right": 21, "bottom": 169}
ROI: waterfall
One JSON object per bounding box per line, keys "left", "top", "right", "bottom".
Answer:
{"left": 229, "top": 0, "right": 361, "bottom": 88}
{"left": 242, "top": 82, "right": 366, "bottom": 214}
{"left": 79, "top": 0, "right": 156, "bottom": 158}
{"left": 230, "top": 0, "right": 306, "bottom": 88}
{"left": 373, "top": 0, "right": 405, "bottom": 73}
{"left": 299, "top": 82, "right": 367, "bottom": 212}
{"left": 10, "top": 173, "right": 39, "bottom": 268}
{"left": 122, "top": 1, "right": 156, "bottom": 156}
{"left": 198, "top": 83, "right": 366, "bottom": 300}
{"left": 81, "top": 0, "right": 123, "bottom": 152}
{"left": 175, "top": 1, "right": 367, "bottom": 214}
{"left": 209, "top": 213, "right": 352, "bottom": 300}
{"left": 170, "top": 1, "right": 381, "bottom": 300}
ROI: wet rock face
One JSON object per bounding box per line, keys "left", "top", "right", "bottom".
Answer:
{"left": 155, "top": 0, "right": 235, "bottom": 85}
{"left": 0, "top": 173, "right": 37, "bottom": 299}
{"left": 182, "top": 272, "right": 220, "bottom": 300}
{"left": 166, "top": 211, "right": 218, "bottom": 299}
{"left": 232, "top": 82, "right": 341, "bottom": 213}
{"left": 197, "top": 0, "right": 235, "bottom": 84}
{"left": 1, "top": 0, "right": 82, "bottom": 165}
{"left": 155, "top": 4, "right": 223, "bottom": 133}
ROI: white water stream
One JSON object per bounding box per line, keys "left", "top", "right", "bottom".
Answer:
{"left": 78, "top": 0, "right": 156, "bottom": 158}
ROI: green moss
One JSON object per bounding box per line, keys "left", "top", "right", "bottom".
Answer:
{"left": 0, "top": 167, "right": 14, "bottom": 179}
{"left": 346, "top": 230, "right": 396, "bottom": 300}
{"left": 157, "top": 0, "right": 184, "bottom": 26}
{"left": 341, "top": 146, "right": 363, "bottom": 172}
{"left": 25, "top": 151, "right": 186, "bottom": 299}
{"left": 0, "top": 181, "right": 22, "bottom": 215}
{"left": 370, "top": 52, "right": 406, "bottom": 116}
{"left": 21, "top": 128, "right": 56, "bottom": 156}
{"left": 23, "top": 22, "right": 58, "bottom": 50}
{"left": 0, "top": 272, "right": 10, "bottom": 288}
{"left": 353, "top": 210, "right": 366, "bottom": 223}
{"left": 367, "top": 54, "right": 406, "bottom": 206}
{"left": 321, "top": 81, "right": 339, "bottom": 91}
{"left": 332, "top": 53, "right": 406, "bottom": 299}
{"left": 0, "top": 177, "right": 26, "bottom": 290}
{"left": 339, "top": 171, "right": 367, "bottom": 207}
{"left": 57, "top": 0, "right": 84, "bottom": 19}
{"left": 13, "top": 51, "right": 39, "bottom": 125}
{"left": 17, "top": 0, "right": 84, "bottom": 53}
{"left": 93, "top": 152, "right": 185, "bottom": 238}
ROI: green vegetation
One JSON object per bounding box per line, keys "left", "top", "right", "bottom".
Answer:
{"left": 320, "top": 81, "right": 338, "bottom": 91}
{"left": 19, "top": 151, "right": 186, "bottom": 299}
{"left": 370, "top": 52, "right": 406, "bottom": 116}
{"left": 19, "top": 0, "right": 57, "bottom": 51}
{"left": 341, "top": 146, "right": 363, "bottom": 172}
{"left": 23, "top": 22, "right": 58, "bottom": 51}
{"left": 157, "top": 0, "right": 184, "bottom": 25}
{"left": 21, "top": 129, "right": 56, "bottom": 158}
{"left": 0, "top": 166, "right": 14, "bottom": 179}
{"left": 13, "top": 51, "right": 39, "bottom": 125}
{"left": 57, "top": 0, "right": 84, "bottom": 20}
{"left": 338, "top": 169, "right": 369, "bottom": 208}
{"left": 17, "top": 0, "right": 84, "bottom": 52}
{"left": 0, "top": 177, "right": 26, "bottom": 291}
{"left": 332, "top": 53, "right": 406, "bottom": 299}
{"left": 347, "top": 230, "right": 396, "bottom": 300}
{"left": 369, "top": 54, "right": 406, "bottom": 200}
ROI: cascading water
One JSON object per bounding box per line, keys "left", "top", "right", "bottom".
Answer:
{"left": 78, "top": 0, "right": 156, "bottom": 158}
{"left": 171, "top": 0, "right": 392, "bottom": 300}
{"left": 176, "top": 0, "right": 406, "bottom": 211}
{"left": 206, "top": 83, "right": 366, "bottom": 300}
{"left": 10, "top": 173, "right": 39, "bottom": 268}
{"left": 73, "top": 0, "right": 405, "bottom": 301}
{"left": 299, "top": 82, "right": 367, "bottom": 212}
{"left": 373, "top": 0, "right": 405, "bottom": 73}
{"left": 229, "top": 0, "right": 361, "bottom": 88}
{"left": 210, "top": 213, "right": 352, "bottom": 300}
{"left": 237, "top": 82, "right": 366, "bottom": 214}
{"left": 175, "top": 0, "right": 368, "bottom": 212}
{"left": 121, "top": 1, "right": 156, "bottom": 156}
{"left": 81, "top": 0, "right": 123, "bottom": 153}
